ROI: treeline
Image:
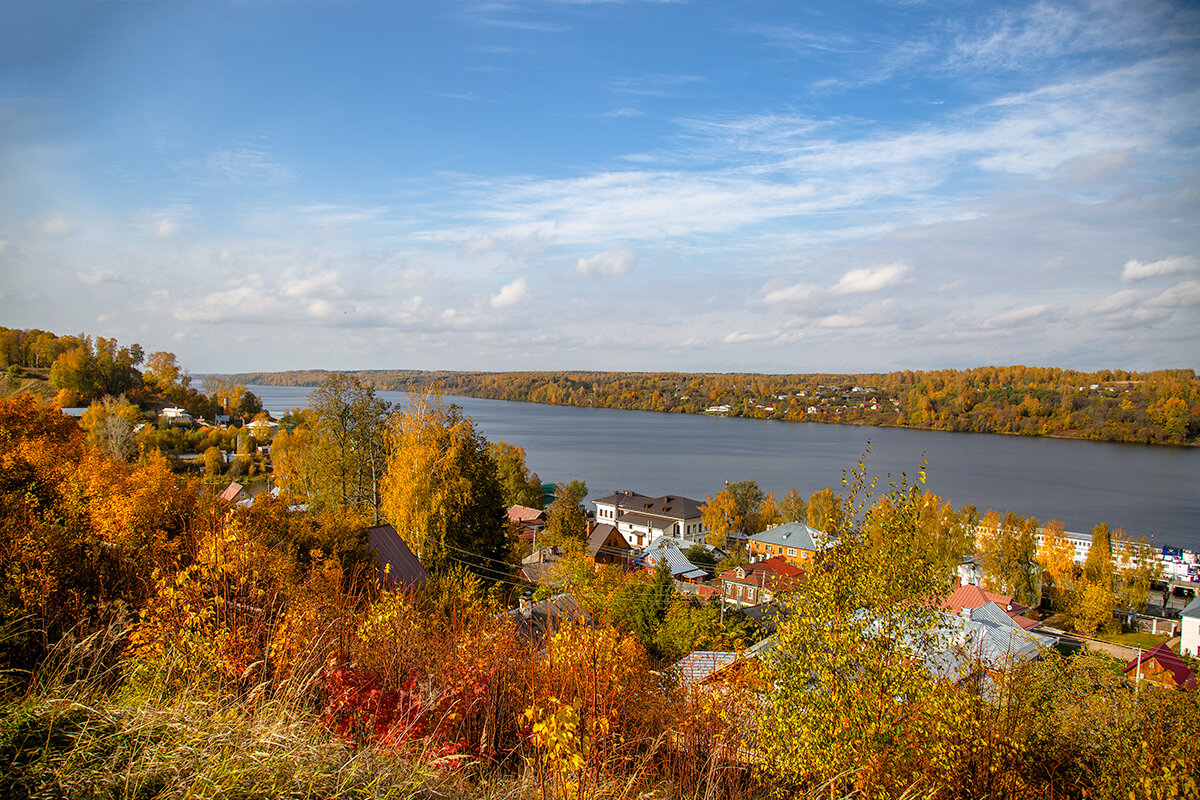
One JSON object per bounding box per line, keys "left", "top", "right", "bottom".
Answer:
{"left": 229, "top": 365, "right": 1200, "bottom": 445}
{"left": 0, "top": 325, "right": 272, "bottom": 424}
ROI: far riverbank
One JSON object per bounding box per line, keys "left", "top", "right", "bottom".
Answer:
{"left": 248, "top": 384, "right": 1200, "bottom": 552}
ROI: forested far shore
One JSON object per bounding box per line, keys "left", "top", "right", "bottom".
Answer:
{"left": 222, "top": 366, "right": 1200, "bottom": 446}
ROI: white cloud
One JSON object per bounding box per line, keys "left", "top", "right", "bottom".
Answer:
{"left": 830, "top": 263, "right": 910, "bottom": 295}
{"left": 575, "top": 246, "right": 638, "bottom": 278}
{"left": 983, "top": 304, "right": 1055, "bottom": 329}
{"left": 280, "top": 269, "right": 344, "bottom": 299}
{"left": 152, "top": 218, "right": 179, "bottom": 239}
{"left": 763, "top": 282, "right": 818, "bottom": 306}
{"left": 490, "top": 277, "right": 529, "bottom": 308}
{"left": 723, "top": 330, "right": 770, "bottom": 344}
{"left": 1147, "top": 280, "right": 1200, "bottom": 308}
{"left": 76, "top": 268, "right": 120, "bottom": 285}
{"left": 39, "top": 215, "right": 76, "bottom": 237}
{"left": 461, "top": 234, "right": 501, "bottom": 257}
{"left": 1121, "top": 256, "right": 1198, "bottom": 282}
{"left": 202, "top": 143, "right": 295, "bottom": 186}
{"left": 817, "top": 314, "right": 865, "bottom": 329}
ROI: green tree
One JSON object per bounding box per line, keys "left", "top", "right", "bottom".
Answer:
{"left": 1036, "top": 519, "right": 1076, "bottom": 612}
{"left": 1113, "top": 530, "right": 1161, "bottom": 619}
{"left": 1071, "top": 522, "right": 1117, "bottom": 634}
{"left": 203, "top": 445, "right": 224, "bottom": 477}
{"left": 143, "top": 351, "right": 183, "bottom": 393}
{"left": 489, "top": 441, "right": 544, "bottom": 509}
{"left": 759, "top": 463, "right": 956, "bottom": 795}
{"left": 805, "top": 486, "right": 844, "bottom": 534}
{"left": 632, "top": 560, "right": 673, "bottom": 654}
{"left": 380, "top": 392, "right": 509, "bottom": 582}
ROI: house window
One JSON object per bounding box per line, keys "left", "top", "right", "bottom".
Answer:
{"left": 767, "top": 545, "right": 774, "bottom": 553}
{"left": 748, "top": 588, "right": 756, "bottom": 602}
{"left": 787, "top": 548, "right": 796, "bottom": 557}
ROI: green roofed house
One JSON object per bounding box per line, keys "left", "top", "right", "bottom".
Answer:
{"left": 748, "top": 522, "right": 831, "bottom": 568}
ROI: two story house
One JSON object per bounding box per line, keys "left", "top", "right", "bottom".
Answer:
{"left": 592, "top": 491, "right": 708, "bottom": 549}
{"left": 747, "top": 522, "right": 830, "bottom": 568}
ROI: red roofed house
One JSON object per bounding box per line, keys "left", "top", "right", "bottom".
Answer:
{"left": 1124, "top": 643, "right": 1198, "bottom": 690}
{"left": 719, "top": 556, "right": 804, "bottom": 607}
{"left": 941, "top": 583, "right": 1041, "bottom": 631}
{"left": 508, "top": 504, "right": 548, "bottom": 542}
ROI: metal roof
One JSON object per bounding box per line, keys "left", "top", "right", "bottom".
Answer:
{"left": 366, "top": 524, "right": 430, "bottom": 591}
{"left": 635, "top": 546, "right": 708, "bottom": 580}
{"left": 750, "top": 522, "right": 829, "bottom": 551}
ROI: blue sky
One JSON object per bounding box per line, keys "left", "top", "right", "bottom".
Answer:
{"left": 1, "top": 0, "right": 1197, "bottom": 374}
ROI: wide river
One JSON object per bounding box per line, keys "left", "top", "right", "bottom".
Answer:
{"left": 250, "top": 385, "right": 1200, "bottom": 552}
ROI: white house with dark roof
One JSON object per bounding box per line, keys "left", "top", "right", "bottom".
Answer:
{"left": 1181, "top": 595, "right": 1200, "bottom": 657}
{"left": 591, "top": 490, "right": 708, "bottom": 549}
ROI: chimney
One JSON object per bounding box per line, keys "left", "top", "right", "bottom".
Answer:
{"left": 520, "top": 591, "right": 532, "bottom": 619}
{"left": 961, "top": 606, "right": 972, "bottom": 620}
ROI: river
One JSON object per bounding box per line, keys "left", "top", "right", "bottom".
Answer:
{"left": 249, "top": 385, "right": 1200, "bottom": 552}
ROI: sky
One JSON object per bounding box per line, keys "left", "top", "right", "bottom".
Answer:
{"left": 0, "top": 0, "right": 1198, "bottom": 375}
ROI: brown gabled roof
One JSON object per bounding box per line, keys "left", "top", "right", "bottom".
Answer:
{"left": 367, "top": 524, "right": 429, "bottom": 592}
{"left": 1125, "top": 643, "right": 1198, "bottom": 689}
{"left": 587, "top": 523, "right": 631, "bottom": 558}
{"left": 594, "top": 491, "right": 703, "bottom": 521}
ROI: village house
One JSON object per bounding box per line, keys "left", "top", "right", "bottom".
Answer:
{"left": 1123, "top": 642, "right": 1198, "bottom": 690}
{"left": 507, "top": 504, "right": 548, "bottom": 542}
{"left": 586, "top": 522, "right": 634, "bottom": 566}
{"left": 926, "top": 602, "right": 1056, "bottom": 685}
{"left": 634, "top": 541, "right": 709, "bottom": 582}
{"left": 940, "top": 583, "right": 1042, "bottom": 630}
{"left": 498, "top": 592, "right": 591, "bottom": 643}
{"left": 747, "top": 522, "right": 830, "bottom": 568}
{"left": 719, "top": 556, "right": 804, "bottom": 607}
{"left": 520, "top": 545, "right": 565, "bottom": 585}
{"left": 591, "top": 491, "right": 708, "bottom": 549}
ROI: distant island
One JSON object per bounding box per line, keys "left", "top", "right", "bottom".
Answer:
{"left": 225, "top": 366, "right": 1199, "bottom": 446}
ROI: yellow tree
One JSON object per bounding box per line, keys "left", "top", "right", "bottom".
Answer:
{"left": 1071, "top": 522, "right": 1117, "bottom": 634}
{"left": 1112, "top": 528, "right": 1161, "bottom": 620}
{"left": 1036, "top": 519, "right": 1076, "bottom": 612}
{"left": 976, "top": 510, "right": 1040, "bottom": 606}
{"left": 380, "top": 392, "right": 509, "bottom": 581}
{"left": 805, "top": 486, "right": 844, "bottom": 535}
{"left": 80, "top": 395, "right": 143, "bottom": 461}
{"left": 701, "top": 479, "right": 767, "bottom": 547}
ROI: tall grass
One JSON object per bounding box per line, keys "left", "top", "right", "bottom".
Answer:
{"left": 0, "top": 623, "right": 449, "bottom": 800}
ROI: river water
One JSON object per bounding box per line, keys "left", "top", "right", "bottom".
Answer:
{"left": 250, "top": 385, "right": 1200, "bottom": 552}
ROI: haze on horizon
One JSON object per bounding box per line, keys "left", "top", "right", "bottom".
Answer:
{"left": 1, "top": 0, "right": 1197, "bottom": 376}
